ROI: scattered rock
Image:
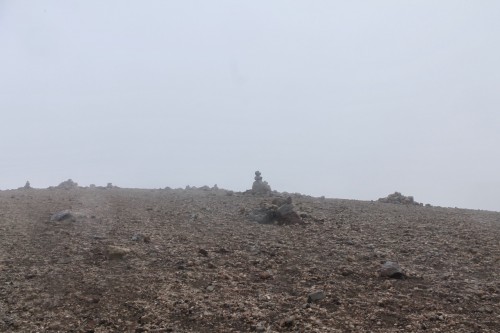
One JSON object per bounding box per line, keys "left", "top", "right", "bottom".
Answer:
{"left": 380, "top": 261, "right": 405, "bottom": 279}
{"left": 198, "top": 249, "right": 209, "bottom": 257}
{"left": 131, "top": 234, "right": 151, "bottom": 243}
{"left": 50, "top": 210, "right": 73, "bottom": 222}
{"left": 281, "top": 316, "right": 295, "bottom": 327}
{"left": 307, "top": 290, "right": 326, "bottom": 303}
{"left": 106, "top": 246, "right": 131, "bottom": 260}
{"left": 254, "top": 322, "right": 266, "bottom": 332}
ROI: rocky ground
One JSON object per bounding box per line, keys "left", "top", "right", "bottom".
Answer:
{"left": 0, "top": 187, "right": 499, "bottom": 332}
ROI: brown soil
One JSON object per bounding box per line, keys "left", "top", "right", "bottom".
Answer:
{"left": 0, "top": 188, "right": 499, "bottom": 332}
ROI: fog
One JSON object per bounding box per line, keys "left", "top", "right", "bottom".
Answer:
{"left": 1, "top": 1, "right": 499, "bottom": 211}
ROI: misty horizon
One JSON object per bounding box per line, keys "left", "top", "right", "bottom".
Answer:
{"left": 1, "top": 1, "right": 499, "bottom": 211}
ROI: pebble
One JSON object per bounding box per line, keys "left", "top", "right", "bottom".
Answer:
{"left": 308, "top": 290, "right": 326, "bottom": 303}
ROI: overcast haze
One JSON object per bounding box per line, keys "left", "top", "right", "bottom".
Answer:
{"left": 1, "top": 1, "right": 499, "bottom": 211}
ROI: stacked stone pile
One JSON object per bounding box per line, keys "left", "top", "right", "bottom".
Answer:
{"left": 56, "top": 179, "right": 78, "bottom": 190}
{"left": 251, "top": 171, "right": 271, "bottom": 195}
{"left": 378, "top": 192, "right": 421, "bottom": 205}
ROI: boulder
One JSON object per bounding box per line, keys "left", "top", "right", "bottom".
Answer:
{"left": 248, "top": 198, "right": 304, "bottom": 225}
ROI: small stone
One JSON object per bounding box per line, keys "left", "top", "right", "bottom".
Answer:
{"left": 106, "top": 246, "right": 131, "bottom": 260}
{"left": 50, "top": 210, "right": 73, "bottom": 222}
{"left": 206, "top": 285, "right": 215, "bottom": 292}
{"left": 131, "top": 234, "right": 151, "bottom": 243}
{"left": 255, "top": 323, "right": 266, "bottom": 332}
{"left": 282, "top": 316, "right": 295, "bottom": 327}
{"left": 199, "top": 249, "right": 209, "bottom": 257}
{"left": 307, "top": 290, "right": 326, "bottom": 303}
{"left": 380, "top": 261, "right": 405, "bottom": 279}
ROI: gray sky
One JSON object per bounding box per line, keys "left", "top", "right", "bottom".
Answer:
{"left": 1, "top": 1, "right": 499, "bottom": 211}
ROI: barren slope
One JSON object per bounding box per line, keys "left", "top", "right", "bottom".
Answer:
{"left": 0, "top": 188, "right": 499, "bottom": 332}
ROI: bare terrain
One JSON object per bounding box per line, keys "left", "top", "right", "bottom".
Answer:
{"left": 0, "top": 187, "right": 499, "bottom": 332}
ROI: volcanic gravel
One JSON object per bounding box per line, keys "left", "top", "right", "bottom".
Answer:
{"left": 0, "top": 188, "right": 499, "bottom": 332}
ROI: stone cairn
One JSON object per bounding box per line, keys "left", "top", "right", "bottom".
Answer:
{"left": 252, "top": 171, "right": 271, "bottom": 195}
{"left": 23, "top": 181, "right": 31, "bottom": 189}
{"left": 378, "top": 192, "right": 421, "bottom": 205}
{"left": 56, "top": 179, "right": 78, "bottom": 190}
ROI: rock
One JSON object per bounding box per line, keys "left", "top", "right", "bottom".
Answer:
{"left": 378, "top": 192, "right": 421, "bottom": 205}
{"left": 23, "top": 181, "right": 31, "bottom": 189}
{"left": 106, "top": 246, "right": 131, "bottom": 260}
{"left": 249, "top": 199, "right": 304, "bottom": 225}
{"left": 255, "top": 323, "right": 266, "bottom": 332}
{"left": 249, "top": 206, "right": 278, "bottom": 224}
{"left": 276, "top": 202, "right": 303, "bottom": 225}
{"left": 307, "top": 290, "right": 326, "bottom": 303}
{"left": 206, "top": 285, "right": 215, "bottom": 292}
{"left": 198, "top": 249, "right": 209, "bottom": 257}
{"left": 259, "top": 271, "right": 273, "bottom": 280}
{"left": 271, "top": 196, "right": 292, "bottom": 206}
{"left": 50, "top": 210, "right": 73, "bottom": 222}
{"left": 131, "top": 234, "right": 150, "bottom": 243}
{"left": 56, "top": 179, "right": 78, "bottom": 190}
{"left": 277, "top": 203, "right": 294, "bottom": 216}
{"left": 281, "top": 316, "right": 295, "bottom": 327}
{"left": 380, "top": 261, "right": 405, "bottom": 279}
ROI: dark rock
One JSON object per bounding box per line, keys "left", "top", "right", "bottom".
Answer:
{"left": 199, "top": 249, "right": 209, "bottom": 257}
{"left": 249, "top": 206, "right": 278, "bottom": 224}
{"left": 282, "top": 316, "right": 295, "bottom": 327}
{"left": 50, "top": 210, "right": 73, "bottom": 222}
{"left": 277, "top": 203, "right": 294, "bottom": 216}
{"left": 380, "top": 261, "right": 405, "bottom": 279}
{"left": 259, "top": 271, "right": 273, "bottom": 280}
{"left": 131, "top": 234, "right": 150, "bottom": 243}
{"left": 307, "top": 290, "right": 326, "bottom": 303}
{"left": 272, "top": 196, "right": 292, "bottom": 206}
{"left": 249, "top": 200, "right": 304, "bottom": 225}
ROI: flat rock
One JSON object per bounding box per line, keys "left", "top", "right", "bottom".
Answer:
{"left": 308, "top": 290, "right": 326, "bottom": 303}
